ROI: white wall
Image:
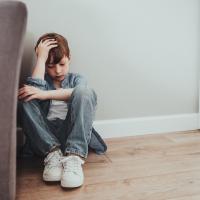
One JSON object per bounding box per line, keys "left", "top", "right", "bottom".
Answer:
{"left": 20, "top": 0, "right": 200, "bottom": 121}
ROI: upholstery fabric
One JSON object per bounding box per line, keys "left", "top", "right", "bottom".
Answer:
{"left": 0, "top": 1, "right": 27, "bottom": 199}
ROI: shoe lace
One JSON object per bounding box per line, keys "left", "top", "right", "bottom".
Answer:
{"left": 61, "top": 156, "right": 84, "bottom": 173}
{"left": 44, "top": 151, "right": 62, "bottom": 169}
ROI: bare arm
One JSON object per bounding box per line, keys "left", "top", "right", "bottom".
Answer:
{"left": 31, "top": 57, "right": 46, "bottom": 80}
{"left": 18, "top": 85, "right": 74, "bottom": 102}
{"left": 44, "top": 88, "right": 74, "bottom": 101}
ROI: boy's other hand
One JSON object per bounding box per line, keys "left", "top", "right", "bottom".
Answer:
{"left": 18, "top": 85, "right": 48, "bottom": 102}
{"left": 35, "top": 38, "right": 58, "bottom": 62}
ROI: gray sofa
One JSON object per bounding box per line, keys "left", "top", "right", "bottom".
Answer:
{"left": 0, "top": 1, "right": 27, "bottom": 200}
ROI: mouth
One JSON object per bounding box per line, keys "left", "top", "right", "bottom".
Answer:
{"left": 55, "top": 75, "right": 64, "bottom": 80}
{"left": 56, "top": 75, "right": 63, "bottom": 78}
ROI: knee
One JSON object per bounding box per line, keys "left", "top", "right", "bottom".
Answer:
{"left": 18, "top": 99, "right": 33, "bottom": 107}
{"left": 18, "top": 99, "right": 39, "bottom": 111}
{"left": 18, "top": 100, "right": 28, "bottom": 110}
{"left": 72, "top": 86, "right": 97, "bottom": 104}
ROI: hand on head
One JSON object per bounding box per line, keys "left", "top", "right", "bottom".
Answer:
{"left": 35, "top": 38, "right": 58, "bottom": 62}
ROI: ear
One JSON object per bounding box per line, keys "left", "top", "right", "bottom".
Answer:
{"left": 68, "top": 54, "right": 71, "bottom": 63}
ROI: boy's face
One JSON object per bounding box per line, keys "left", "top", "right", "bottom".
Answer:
{"left": 46, "top": 56, "right": 70, "bottom": 82}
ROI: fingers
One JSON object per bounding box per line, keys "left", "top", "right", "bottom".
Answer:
{"left": 42, "top": 38, "right": 57, "bottom": 46}
{"left": 23, "top": 94, "right": 36, "bottom": 102}
{"left": 39, "top": 38, "right": 54, "bottom": 45}
{"left": 18, "top": 85, "right": 31, "bottom": 95}
{"left": 45, "top": 40, "right": 58, "bottom": 47}
{"left": 18, "top": 91, "right": 34, "bottom": 100}
{"left": 38, "top": 39, "right": 58, "bottom": 51}
{"left": 38, "top": 38, "right": 57, "bottom": 47}
{"left": 47, "top": 44, "right": 58, "bottom": 50}
{"left": 18, "top": 85, "right": 35, "bottom": 100}
{"left": 42, "top": 38, "right": 55, "bottom": 43}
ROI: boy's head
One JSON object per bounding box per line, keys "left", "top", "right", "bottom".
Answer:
{"left": 35, "top": 33, "right": 71, "bottom": 82}
{"left": 35, "top": 32, "right": 70, "bottom": 65}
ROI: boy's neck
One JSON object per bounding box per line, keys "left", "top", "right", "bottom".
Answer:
{"left": 53, "top": 81, "right": 61, "bottom": 89}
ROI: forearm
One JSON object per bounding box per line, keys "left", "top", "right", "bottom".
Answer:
{"left": 31, "top": 58, "right": 46, "bottom": 80}
{"left": 44, "top": 88, "right": 74, "bottom": 101}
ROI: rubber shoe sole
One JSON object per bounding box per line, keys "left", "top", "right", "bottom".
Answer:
{"left": 61, "top": 179, "right": 83, "bottom": 188}
{"left": 43, "top": 174, "right": 61, "bottom": 182}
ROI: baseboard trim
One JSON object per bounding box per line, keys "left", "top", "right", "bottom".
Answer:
{"left": 93, "top": 113, "right": 199, "bottom": 139}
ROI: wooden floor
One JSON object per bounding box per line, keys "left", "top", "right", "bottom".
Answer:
{"left": 16, "top": 130, "right": 200, "bottom": 200}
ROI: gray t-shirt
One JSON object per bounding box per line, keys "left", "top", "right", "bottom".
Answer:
{"left": 47, "top": 99, "right": 68, "bottom": 121}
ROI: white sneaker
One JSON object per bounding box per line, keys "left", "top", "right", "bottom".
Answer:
{"left": 43, "top": 149, "right": 63, "bottom": 181}
{"left": 60, "top": 155, "right": 85, "bottom": 188}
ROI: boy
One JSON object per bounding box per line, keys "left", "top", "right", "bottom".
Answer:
{"left": 18, "top": 33, "right": 107, "bottom": 188}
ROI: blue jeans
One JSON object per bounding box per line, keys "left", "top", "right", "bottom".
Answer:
{"left": 19, "top": 86, "right": 97, "bottom": 159}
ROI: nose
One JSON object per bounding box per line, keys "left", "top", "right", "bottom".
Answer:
{"left": 55, "top": 65, "right": 61, "bottom": 74}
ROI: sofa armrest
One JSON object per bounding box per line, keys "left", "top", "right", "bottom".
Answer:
{"left": 0, "top": 1, "right": 27, "bottom": 200}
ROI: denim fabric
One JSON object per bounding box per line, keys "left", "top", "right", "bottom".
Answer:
{"left": 18, "top": 73, "right": 107, "bottom": 158}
